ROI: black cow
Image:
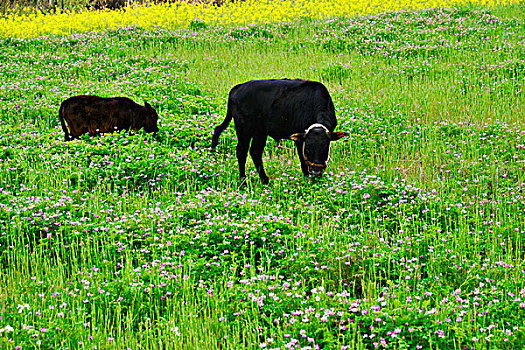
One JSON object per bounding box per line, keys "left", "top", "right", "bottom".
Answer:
{"left": 211, "top": 79, "right": 347, "bottom": 183}
{"left": 59, "top": 95, "right": 159, "bottom": 141}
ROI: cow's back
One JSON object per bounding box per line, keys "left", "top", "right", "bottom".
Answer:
{"left": 229, "top": 79, "right": 336, "bottom": 140}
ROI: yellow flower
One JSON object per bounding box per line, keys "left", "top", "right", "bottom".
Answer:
{"left": 0, "top": 0, "right": 518, "bottom": 38}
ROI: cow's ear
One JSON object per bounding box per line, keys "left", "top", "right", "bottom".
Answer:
{"left": 145, "top": 102, "right": 152, "bottom": 109}
{"left": 329, "top": 131, "right": 347, "bottom": 141}
{"left": 289, "top": 133, "right": 305, "bottom": 142}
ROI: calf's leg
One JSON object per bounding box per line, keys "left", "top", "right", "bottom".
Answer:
{"left": 250, "top": 134, "right": 269, "bottom": 184}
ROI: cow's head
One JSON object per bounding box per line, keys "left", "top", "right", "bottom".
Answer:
{"left": 143, "top": 102, "right": 159, "bottom": 133}
{"left": 289, "top": 124, "right": 347, "bottom": 176}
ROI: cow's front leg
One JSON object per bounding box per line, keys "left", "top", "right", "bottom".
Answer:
{"left": 295, "top": 141, "right": 309, "bottom": 176}
{"left": 236, "top": 135, "right": 251, "bottom": 180}
{"left": 250, "top": 135, "right": 269, "bottom": 184}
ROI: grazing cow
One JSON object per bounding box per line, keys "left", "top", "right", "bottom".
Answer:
{"left": 211, "top": 79, "right": 347, "bottom": 183}
{"left": 58, "top": 95, "right": 159, "bottom": 141}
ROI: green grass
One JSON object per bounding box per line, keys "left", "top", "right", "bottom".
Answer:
{"left": 1, "top": 4, "right": 525, "bottom": 350}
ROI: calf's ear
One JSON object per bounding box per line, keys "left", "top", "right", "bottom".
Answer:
{"left": 289, "top": 133, "right": 305, "bottom": 142}
{"left": 329, "top": 131, "right": 347, "bottom": 141}
{"left": 145, "top": 102, "right": 152, "bottom": 109}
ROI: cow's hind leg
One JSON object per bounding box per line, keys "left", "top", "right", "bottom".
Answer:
{"left": 250, "top": 134, "right": 269, "bottom": 184}
{"left": 295, "top": 142, "right": 309, "bottom": 176}
{"left": 236, "top": 134, "right": 251, "bottom": 181}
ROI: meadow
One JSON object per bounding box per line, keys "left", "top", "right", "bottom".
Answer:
{"left": 1, "top": 0, "right": 525, "bottom": 349}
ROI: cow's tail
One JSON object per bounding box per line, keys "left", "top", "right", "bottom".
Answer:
{"left": 58, "top": 103, "right": 70, "bottom": 141}
{"left": 211, "top": 102, "right": 233, "bottom": 149}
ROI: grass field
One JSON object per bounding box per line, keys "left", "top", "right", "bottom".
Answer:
{"left": 1, "top": 1, "right": 525, "bottom": 349}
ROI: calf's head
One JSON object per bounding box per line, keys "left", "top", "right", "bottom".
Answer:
{"left": 142, "top": 102, "right": 159, "bottom": 133}
{"left": 289, "top": 124, "right": 347, "bottom": 176}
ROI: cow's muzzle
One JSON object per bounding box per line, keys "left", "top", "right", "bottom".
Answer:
{"left": 306, "top": 160, "right": 326, "bottom": 177}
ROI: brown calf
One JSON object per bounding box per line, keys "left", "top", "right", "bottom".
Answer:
{"left": 59, "top": 95, "right": 159, "bottom": 141}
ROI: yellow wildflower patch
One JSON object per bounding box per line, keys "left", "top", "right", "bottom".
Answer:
{"left": 0, "top": 0, "right": 517, "bottom": 38}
